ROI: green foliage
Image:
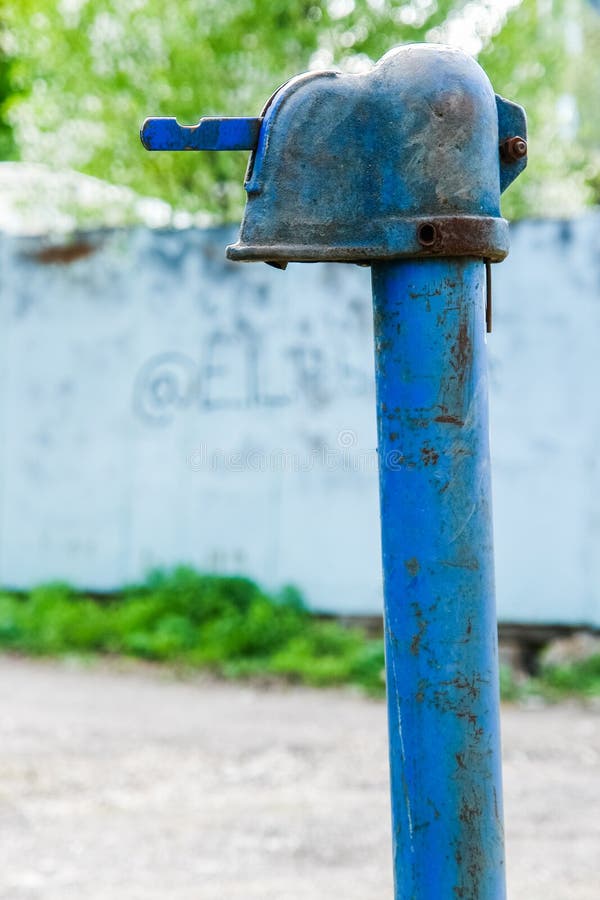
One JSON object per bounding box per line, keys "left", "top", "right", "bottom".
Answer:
{"left": 4, "top": 0, "right": 600, "bottom": 220}
{"left": 480, "top": 0, "right": 600, "bottom": 218}
{"left": 0, "top": 0, "right": 457, "bottom": 218}
{"left": 0, "top": 18, "right": 18, "bottom": 160}
{"left": 0, "top": 583, "right": 112, "bottom": 654}
{"left": 1, "top": 568, "right": 598, "bottom": 701}
{"left": 533, "top": 654, "right": 600, "bottom": 699}
{"left": 500, "top": 655, "right": 600, "bottom": 702}
{"left": 0, "top": 567, "right": 387, "bottom": 695}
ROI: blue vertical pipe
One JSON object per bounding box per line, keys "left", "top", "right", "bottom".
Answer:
{"left": 371, "top": 258, "right": 505, "bottom": 899}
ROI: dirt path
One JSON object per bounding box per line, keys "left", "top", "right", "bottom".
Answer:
{"left": 0, "top": 656, "right": 598, "bottom": 899}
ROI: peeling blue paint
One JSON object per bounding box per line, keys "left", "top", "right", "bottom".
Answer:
{"left": 140, "top": 41, "right": 526, "bottom": 900}
{"left": 373, "top": 260, "right": 505, "bottom": 898}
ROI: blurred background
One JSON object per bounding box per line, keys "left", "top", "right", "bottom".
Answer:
{"left": 0, "top": 3, "right": 599, "bottom": 899}
{"left": 0, "top": 0, "right": 599, "bottom": 668}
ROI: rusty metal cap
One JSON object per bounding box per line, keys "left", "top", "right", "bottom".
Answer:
{"left": 227, "top": 44, "right": 526, "bottom": 265}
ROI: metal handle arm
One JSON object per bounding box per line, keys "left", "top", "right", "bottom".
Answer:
{"left": 140, "top": 116, "right": 261, "bottom": 152}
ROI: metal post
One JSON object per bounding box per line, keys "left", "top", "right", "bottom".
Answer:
{"left": 372, "top": 259, "right": 504, "bottom": 898}
{"left": 141, "top": 42, "right": 527, "bottom": 900}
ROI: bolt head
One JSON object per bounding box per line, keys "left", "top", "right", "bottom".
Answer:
{"left": 512, "top": 137, "right": 527, "bottom": 158}
{"left": 500, "top": 135, "right": 528, "bottom": 162}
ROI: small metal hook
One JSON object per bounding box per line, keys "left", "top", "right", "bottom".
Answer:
{"left": 485, "top": 259, "right": 492, "bottom": 334}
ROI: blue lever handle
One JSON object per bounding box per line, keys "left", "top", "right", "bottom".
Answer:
{"left": 140, "top": 117, "right": 261, "bottom": 151}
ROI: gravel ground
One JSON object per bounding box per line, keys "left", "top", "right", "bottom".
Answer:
{"left": 0, "top": 656, "right": 598, "bottom": 900}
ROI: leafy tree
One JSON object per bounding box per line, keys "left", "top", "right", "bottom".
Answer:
{"left": 0, "top": 15, "right": 17, "bottom": 160}
{"left": 481, "top": 0, "right": 600, "bottom": 217}
{"left": 3, "top": 0, "right": 600, "bottom": 220}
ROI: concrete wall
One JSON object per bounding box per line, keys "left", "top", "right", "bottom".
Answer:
{"left": 1, "top": 218, "right": 599, "bottom": 625}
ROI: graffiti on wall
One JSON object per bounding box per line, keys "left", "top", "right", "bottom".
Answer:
{"left": 133, "top": 322, "right": 373, "bottom": 425}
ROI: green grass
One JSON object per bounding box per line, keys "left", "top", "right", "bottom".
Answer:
{"left": 0, "top": 569, "right": 597, "bottom": 701}
{"left": 530, "top": 655, "right": 600, "bottom": 701}
{"left": 0, "top": 569, "right": 386, "bottom": 695}
{"left": 500, "top": 657, "right": 600, "bottom": 703}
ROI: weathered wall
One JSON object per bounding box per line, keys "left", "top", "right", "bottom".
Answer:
{"left": 1, "top": 218, "right": 599, "bottom": 624}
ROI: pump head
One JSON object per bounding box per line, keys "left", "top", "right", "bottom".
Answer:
{"left": 141, "top": 44, "right": 526, "bottom": 267}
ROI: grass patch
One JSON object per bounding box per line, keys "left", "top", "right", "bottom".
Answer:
{"left": 0, "top": 568, "right": 597, "bottom": 701}
{"left": 500, "top": 656, "right": 600, "bottom": 703}
{"left": 0, "top": 568, "right": 386, "bottom": 695}
{"left": 529, "top": 654, "right": 600, "bottom": 701}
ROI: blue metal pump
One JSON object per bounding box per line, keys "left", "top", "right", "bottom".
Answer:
{"left": 142, "top": 43, "right": 526, "bottom": 899}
